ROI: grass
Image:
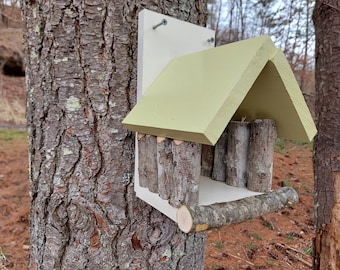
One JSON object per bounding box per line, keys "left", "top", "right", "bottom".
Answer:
{"left": 267, "top": 260, "right": 275, "bottom": 266}
{"left": 252, "top": 232, "right": 262, "bottom": 240}
{"left": 246, "top": 243, "right": 258, "bottom": 251}
{"left": 282, "top": 180, "right": 290, "bottom": 187}
{"left": 302, "top": 246, "right": 313, "bottom": 256}
{"left": 275, "top": 138, "right": 313, "bottom": 154}
{"left": 287, "top": 233, "right": 295, "bottom": 240}
{"left": 214, "top": 241, "right": 223, "bottom": 249}
{"left": 263, "top": 222, "right": 274, "bottom": 230}
{"left": 290, "top": 140, "right": 313, "bottom": 150}
{"left": 0, "top": 129, "right": 26, "bottom": 142}
{"left": 274, "top": 138, "right": 286, "bottom": 154}
{"left": 211, "top": 263, "right": 222, "bottom": 269}
{"left": 302, "top": 183, "right": 312, "bottom": 193}
{"left": 0, "top": 247, "right": 8, "bottom": 270}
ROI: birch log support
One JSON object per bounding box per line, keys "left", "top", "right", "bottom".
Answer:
{"left": 247, "top": 119, "right": 277, "bottom": 192}
{"left": 169, "top": 141, "right": 201, "bottom": 208}
{"left": 156, "top": 137, "right": 173, "bottom": 200}
{"left": 201, "top": 144, "right": 214, "bottom": 177}
{"left": 177, "top": 187, "right": 298, "bottom": 233}
{"left": 225, "top": 121, "right": 250, "bottom": 187}
{"left": 212, "top": 128, "right": 228, "bottom": 181}
{"left": 138, "top": 134, "right": 158, "bottom": 193}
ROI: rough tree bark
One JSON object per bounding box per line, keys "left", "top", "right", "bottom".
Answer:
{"left": 201, "top": 144, "right": 214, "bottom": 177}
{"left": 21, "top": 1, "right": 208, "bottom": 269}
{"left": 225, "top": 121, "right": 249, "bottom": 187}
{"left": 139, "top": 135, "right": 158, "bottom": 192}
{"left": 157, "top": 137, "right": 174, "bottom": 200}
{"left": 170, "top": 141, "right": 201, "bottom": 208}
{"left": 313, "top": 1, "right": 340, "bottom": 269}
{"left": 247, "top": 119, "right": 276, "bottom": 192}
{"left": 211, "top": 128, "right": 227, "bottom": 181}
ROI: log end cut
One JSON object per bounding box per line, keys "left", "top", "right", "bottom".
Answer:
{"left": 177, "top": 205, "right": 209, "bottom": 233}
{"left": 177, "top": 205, "right": 193, "bottom": 233}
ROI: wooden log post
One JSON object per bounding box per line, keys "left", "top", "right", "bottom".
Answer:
{"left": 176, "top": 187, "right": 298, "bottom": 233}
{"left": 156, "top": 137, "right": 174, "bottom": 200}
{"left": 201, "top": 144, "right": 214, "bottom": 177}
{"left": 211, "top": 128, "right": 228, "bottom": 181}
{"left": 138, "top": 134, "right": 158, "bottom": 193}
{"left": 169, "top": 140, "right": 201, "bottom": 208}
{"left": 247, "top": 119, "right": 277, "bottom": 192}
{"left": 225, "top": 121, "right": 250, "bottom": 187}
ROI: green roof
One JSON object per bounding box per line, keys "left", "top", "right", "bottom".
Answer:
{"left": 123, "top": 35, "right": 317, "bottom": 145}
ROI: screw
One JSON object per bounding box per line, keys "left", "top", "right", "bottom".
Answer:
{"left": 153, "top": 19, "right": 168, "bottom": 30}
{"left": 207, "top": 37, "right": 215, "bottom": 43}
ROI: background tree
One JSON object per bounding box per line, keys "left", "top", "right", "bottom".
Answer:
{"left": 207, "top": 0, "right": 316, "bottom": 118}
{"left": 313, "top": 1, "right": 340, "bottom": 269}
{"left": 21, "top": 1, "right": 208, "bottom": 269}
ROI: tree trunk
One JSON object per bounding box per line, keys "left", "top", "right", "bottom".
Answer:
{"left": 211, "top": 128, "right": 227, "bottom": 181}
{"left": 201, "top": 144, "right": 214, "bottom": 177}
{"left": 225, "top": 121, "right": 250, "bottom": 187}
{"left": 139, "top": 135, "right": 158, "bottom": 193}
{"left": 157, "top": 137, "right": 174, "bottom": 200}
{"left": 313, "top": 1, "right": 340, "bottom": 269}
{"left": 21, "top": 1, "right": 208, "bottom": 269}
{"left": 170, "top": 141, "right": 201, "bottom": 208}
{"left": 247, "top": 119, "right": 276, "bottom": 192}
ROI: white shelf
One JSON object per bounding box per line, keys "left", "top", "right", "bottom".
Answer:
{"left": 134, "top": 139, "right": 262, "bottom": 222}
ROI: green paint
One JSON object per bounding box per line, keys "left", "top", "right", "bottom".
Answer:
{"left": 123, "top": 36, "right": 316, "bottom": 145}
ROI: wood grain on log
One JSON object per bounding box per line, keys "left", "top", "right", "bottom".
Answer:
{"left": 201, "top": 144, "right": 214, "bottom": 177}
{"left": 247, "top": 119, "right": 277, "bottom": 192}
{"left": 212, "top": 128, "right": 228, "bottom": 181}
{"left": 169, "top": 141, "right": 201, "bottom": 208}
{"left": 177, "top": 187, "right": 298, "bottom": 233}
{"left": 225, "top": 121, "right": 250, "bottom": 187}
{"left": 157, "top": 137, "right": 174, "bottom": 200}
{"left": 138, "top": 135, "right": 158, "bottom": 193}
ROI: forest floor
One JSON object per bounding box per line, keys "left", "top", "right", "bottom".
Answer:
{"left": 204, "top": 139, "right": 314, "bottom": 270}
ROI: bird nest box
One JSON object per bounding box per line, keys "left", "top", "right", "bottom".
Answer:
{"left": 122, "top": 9, "right": 317, "bottom": 233}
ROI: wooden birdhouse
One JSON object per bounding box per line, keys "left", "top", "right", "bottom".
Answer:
{"left": 122, "top": 10, "right": 317, "bottom": 233}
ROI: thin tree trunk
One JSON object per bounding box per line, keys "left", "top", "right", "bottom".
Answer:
{"left": 157, "top": 137, "right": 173, "bottom": 200}
{"left": 139, "top": 134, "right": 158, "bottom": 192}
{"left": 247, "top": 119, "right": 276, "bottom": 192}
{"left": 201, "top": 144, "right": 214, "bottom": 177}
{"left": 313, "top": 1, "right": 340, "bottom": 269}
{"left": 225, "top": 121, "right": 249, "bottom": 187}
{"left": 211, "top": 128, "right": 227, "bottom": 181}
{"left": 177, "top": 187, "right": 298, "bottom": 233}
{"left": 22, "top": 1, "right": 208, "bottom": 269}
{"left": 170, "top": 141, "right": 201, "bottom": 208}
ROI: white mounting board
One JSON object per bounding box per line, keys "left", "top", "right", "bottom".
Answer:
{"left": 137, "top": 9, "right": 215, "bottom": 100}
